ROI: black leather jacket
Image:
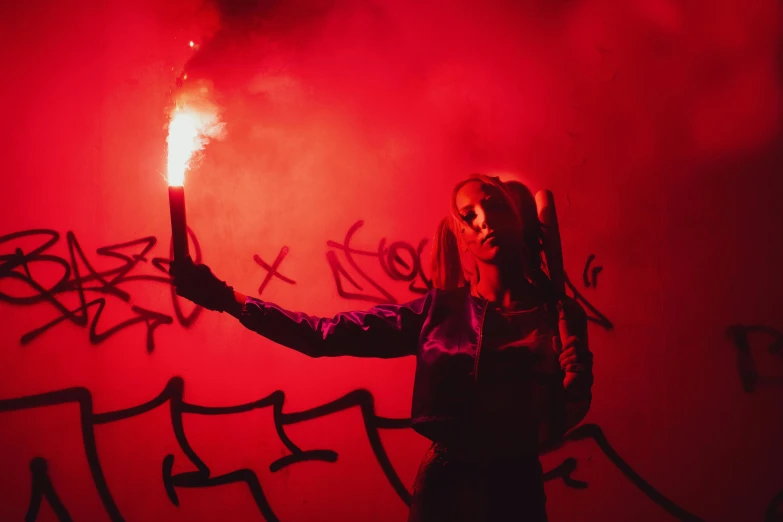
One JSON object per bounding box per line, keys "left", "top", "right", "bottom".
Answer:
{"left": 238, "top": 285, "right": 592, "bottom": 442}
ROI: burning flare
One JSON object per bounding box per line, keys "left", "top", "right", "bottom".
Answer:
{"left": 166, "top": 86, "right": 224, "bottom": 186}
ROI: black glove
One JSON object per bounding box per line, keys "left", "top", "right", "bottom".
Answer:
{"left": 169, "top": 256, "right": 236, "bottom": 313}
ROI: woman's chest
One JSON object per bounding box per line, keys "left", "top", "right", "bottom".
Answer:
{"left": 479, "top": 307, "right": 559, "bottom": 378}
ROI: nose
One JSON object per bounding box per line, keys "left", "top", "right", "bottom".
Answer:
{"left": 475, "top": 207, "right": 489, "bottom": 231}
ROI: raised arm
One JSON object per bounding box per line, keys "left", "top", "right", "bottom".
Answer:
{"left": 231, "top": 293, "right": 428, "bottom": 358}
{"left": 170, "top": 257, "right": 429, "bottom": 358}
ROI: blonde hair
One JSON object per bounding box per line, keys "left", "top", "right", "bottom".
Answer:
{"left": 430, "top": 174, "right": 551, "bottom": 295}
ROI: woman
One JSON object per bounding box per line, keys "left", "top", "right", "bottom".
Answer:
{"left": 171, "top": 174, "right": 593, "bottom": 521}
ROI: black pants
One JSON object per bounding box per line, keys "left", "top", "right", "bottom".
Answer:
{"left": 408, "top": 443, "right": 547, "bottom": 522}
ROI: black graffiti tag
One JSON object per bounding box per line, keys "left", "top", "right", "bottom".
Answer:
{"left": 0, "top": 382, "right": 711, "bottom": 522}
{"left": 0, "top": 229, "right": 203, "bottom": 352}
{"left": 726, "top": 324, "right": 783, "bottom": 393}
{"left": 582, "top": 254, "right": 603, "bottom": 289}
{"left": 254, "top": 246, "right": 296, "bottom": 296}
{"left": 326, "top": 220, "right": 432, "bottom": 304}
{"left": 565, "top": 272, "right": 613, "bottom": 331}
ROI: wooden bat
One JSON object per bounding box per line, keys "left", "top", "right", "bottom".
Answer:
{"left": 534, "top": 190, "right": 565, "bottom": 299}
{"left": 535, "top": 190, "right": 580, "bottom": 378}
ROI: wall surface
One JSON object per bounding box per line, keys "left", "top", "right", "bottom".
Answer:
{"left": 1, "top": 1, "right": 782, "bottom": 521}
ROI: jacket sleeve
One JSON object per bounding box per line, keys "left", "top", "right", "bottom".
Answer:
{"left": 236, "top": 292, "right": 433, "bottom": 358}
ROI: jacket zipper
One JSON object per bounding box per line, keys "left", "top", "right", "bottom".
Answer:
{"left": 473, "top": 299, "right": 490, "bottom": 383}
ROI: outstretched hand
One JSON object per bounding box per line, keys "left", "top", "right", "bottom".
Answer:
{"left": 169, "top": 256, "right": 236, "bottom": 313}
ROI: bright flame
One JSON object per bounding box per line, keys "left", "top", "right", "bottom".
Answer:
{"left": 189, "top": 41, "right": 195, "bottom": 47}
{"left": 166, "top": 103, "right": 224, "bottom": 186}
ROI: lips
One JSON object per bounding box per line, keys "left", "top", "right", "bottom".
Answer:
{"left": 482, "top": 231, "right": 497, "bottom": 245}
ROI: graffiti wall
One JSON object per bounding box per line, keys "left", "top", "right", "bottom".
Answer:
{"left": 1, "top": 0, "right": 782, "bottom": 521}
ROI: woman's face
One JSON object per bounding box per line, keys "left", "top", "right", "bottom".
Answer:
{"left": 455, "top": 181, "right": 519, "bottom": 263}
